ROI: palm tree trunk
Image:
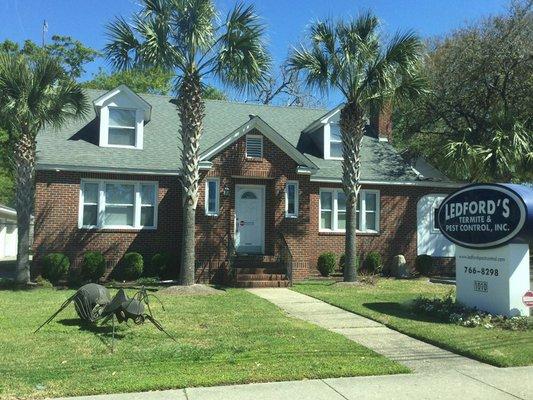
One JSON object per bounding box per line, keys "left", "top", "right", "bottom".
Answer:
{"left": 340, "top": 102, "right": 366, "bottom": 282}
{"left": 12, "top": 131, "right": 36, "bottom": 284}
{"left": 177, "top": 73, "right": 204, "bottom": 286}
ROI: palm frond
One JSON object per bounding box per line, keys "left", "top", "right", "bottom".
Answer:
{"left": 214, "top": 2, "right": 271, "bottom": 91}
{"left": 289, "top": 45, "right": 331, "bottom": 94}
{"left": 104, "top": 16, "right": 141, "bottom": 71}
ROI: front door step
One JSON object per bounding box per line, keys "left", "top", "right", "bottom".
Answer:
{"left": 235, "top": 280, "right": 290, "bottom": 288}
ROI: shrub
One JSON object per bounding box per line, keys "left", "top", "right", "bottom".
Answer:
{"left": 150, "top": 252, "right": 172, "bottom": 277}
{"left": 415, "top": 254, "right": 433, "bottom": 276}
{"left": 120, "top": 252, "right": 144, "bottom": 281}
{"left": 42, "top": 253, "right": 70, "bottom": 284}
{"left": 81, "top": 251, "right": 106, "bottom": 282}
{"left": 339, "top": 254, "right": 359, "bottom": 273}
{"left": 363, "top": 251, "right": 382, "bottom": 274}
{"left": 35, "top": 275, "right": 53, "bottom": 288}
{"left": 137, "top": 276, "right": 160, "bottom": 286}
{"left": 317, "top": 252, "right": 336, "bottom": 277}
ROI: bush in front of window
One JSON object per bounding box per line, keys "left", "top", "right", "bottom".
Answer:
{"left": 362, "top": 251, "right": 382, "bottom": 274}
{"left": 119, "top": 252, "right": 144, "bottom": 281}
{"left": 338, "top": 254, "right": 359, "bottom": 273}
{"left": 415, "top": 254, "right": 434, "bottom": 276}
{"left": 150, "top": 252, "right": 172, "bottom": 278}
{"left": 81, "top": 251, "right": 107, "bottom": 282}
{"left": 42, "top": 253, "right": 70, "bottom": 284}
{"left": 317, "top": 252, "right": 337, "bottom": 277}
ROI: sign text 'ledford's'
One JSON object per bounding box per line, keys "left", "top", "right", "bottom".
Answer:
{"left": 437, "top": 184, "right": 528, "bottom": 249}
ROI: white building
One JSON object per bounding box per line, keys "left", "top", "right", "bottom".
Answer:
{"left": 0, "top": 204, "right": 17, "bottom": 260}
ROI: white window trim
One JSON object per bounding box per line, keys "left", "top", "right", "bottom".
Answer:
{"left": 324, "top": 123, "right": 343, "bottom": 160}
{"left": 205, "top": 177, "right": 220, "bottom": 216}
{"left": 319, "top": 188, "right": 380, "bottom": 233}
{"left": 245, "top": 134, "right": 263, "bottom": 158}
{"left": 99, "top": 106, "right": 144, "bottom": 149}
{"left": 78, "top": 178, "right": 158, "bottom": 230}
{"left": 285, "top": 181, "right": 299, "bottom": 218}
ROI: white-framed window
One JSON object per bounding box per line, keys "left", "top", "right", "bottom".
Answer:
{"left": 319, "top": 188, "right": 379, "bottom": 233}
{"left": 79, "top": 179, "right": 157, "bottom": 229}
{"left": 285, "top": 181, "right": 299, "bottom": 218}
{"left": 246, "top": 134, "right": 263, "bottom": 158}
{"left": 327, "top": 123, "right": 343, "bottom": 159}
{"left": 205, "top": 178, "right": 220, "bottom": 216}
{"left": 99, "top": 106, "right": 144, "bottom": 149}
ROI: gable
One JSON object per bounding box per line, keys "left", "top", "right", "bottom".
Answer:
{"left": 200, "top": 116, "right": 318, "bottom": 172}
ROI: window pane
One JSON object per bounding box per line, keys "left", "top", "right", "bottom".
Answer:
{"left": 105, "top": 184, "right": 134, "bottom": 205}
{"left": 104, "top": 206, "right": 134, "bottom": 226}
{"left": 330, "top": 142, "right": 342, "bottom": 158}
{"left": 366, "top": 212, "right": 376, "bottom": 231}
{"left": 141, "top": 184, "right": 155, "bottom": 205}
{"left": 141, "top": 206, "right": 155, "bottom": 226}
{"left": 320, "top": 191, "right": 332, "bottom": 210}
{"left": 338, "top": 211, "right": 346, "bottom": 230}
{"left": 108, "top": 127, "right": 135, "bottom": 146}
{"left": 83, "top": 183, "right": 99, "bottom": 204}
{"left": 208, "top": 180, "right": 218, "bottom": 212}
{"left": 287, "top": 184, "right": 295, "bottom": 214}
{"left": 433, "top": 208, "right": 439, "bottom": 229}
{"left": 366, "top": 193, "right": 376, "bottom": 211}
{"left": 83, "top": 205, "right": 97, "bottom": 226}
{"left": 241, "top": 191, "right": 257, "bottom": 199}
{"left": 109, "top": 108, "right": 135, "bottom": 127}
{"left": 337, "top": 192, "right": 346, "bottom": 212}
{"left": 330, "top": 124, "right": 341, "bottom": 141}
{"left": 321, "top": 211, "right": 332, "bottom": 229}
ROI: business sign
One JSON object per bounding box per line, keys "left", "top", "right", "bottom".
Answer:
{"left": 437, "top": 184, "right": 528, "bottom": 249}
{"left": 438, "top": 183, "right": 532, "bottom": 316}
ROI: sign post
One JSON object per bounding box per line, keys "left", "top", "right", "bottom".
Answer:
{"left": 438, "top": 184, "right": 532, "bottom": 316}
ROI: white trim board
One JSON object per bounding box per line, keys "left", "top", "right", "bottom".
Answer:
{"left": 36, "top": 163, "right": 181, "bottom": 176}
{"left": 310, "top": 176, "right": 464, "bottom": 188}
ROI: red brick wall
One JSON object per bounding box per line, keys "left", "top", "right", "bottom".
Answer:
{"left": 305, "top": 183, "right": 455, "bottom": 276}
{"left": 33, "top": 171, "right": 182, "bottom": 278}
{"left": 33, "top": 130, "right": 455, "bottom": 282}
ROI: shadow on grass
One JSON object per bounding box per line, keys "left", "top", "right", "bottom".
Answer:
{"left": 363, "top": 301, "right": 447, "bottom": 324}
{"left": 57, "top": 318, "right": 126, "bottom": 351}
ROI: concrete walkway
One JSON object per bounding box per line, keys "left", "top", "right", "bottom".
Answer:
{"left": 54, "top": 367, "right": 533, "bottom": 399}
{"left": 248, "top": 288, "right": 490, "bottom": 372}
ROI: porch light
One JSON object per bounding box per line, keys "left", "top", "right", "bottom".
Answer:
{"left": 223, "top": 185, "right": 231, "bottom": 197}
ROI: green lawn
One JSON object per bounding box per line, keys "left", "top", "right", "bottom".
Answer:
{"left": 0, "top": 287, "right": 406, "bottom": 399}
{"left": 293, "top": 279, "right": 533, "bottom": 367}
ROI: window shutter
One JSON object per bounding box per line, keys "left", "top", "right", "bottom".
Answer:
{"left": 246, "top": 135, "right": 263, "bottom": 158}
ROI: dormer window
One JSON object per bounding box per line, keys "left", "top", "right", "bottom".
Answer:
{"left": 328, "top": 123, "right": 343, "bottom": 159}
{"left": 108, "top": 108, "right": 137, "bottom": 147}
{"left": 93, "top": 85, "right": 152, "bottom": 150}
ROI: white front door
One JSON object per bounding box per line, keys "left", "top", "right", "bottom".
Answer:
{"left": 235, "top": 185, "right": 265, "bottom": 254}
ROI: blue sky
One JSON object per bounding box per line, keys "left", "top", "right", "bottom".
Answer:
{"left": 0, "top": 0, "right": 510, "bottom": 105}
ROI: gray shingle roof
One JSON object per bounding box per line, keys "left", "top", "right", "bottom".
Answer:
{"left": 36, "top": 88, "right": 448, "bottom": 183}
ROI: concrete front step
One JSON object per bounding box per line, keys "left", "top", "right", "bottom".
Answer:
{"left": 236, "top": 273, "right": 287, "bottom": 281}
{"left": 234, "top": 280, "right": 290, "bottom": 288}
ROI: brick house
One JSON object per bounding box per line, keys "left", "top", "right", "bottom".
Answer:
{"left": 34, "top": 85, "right": 459, "bottom": 286}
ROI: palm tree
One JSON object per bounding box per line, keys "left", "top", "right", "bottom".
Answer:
{"left": 0, "top": 53, "right": 88, "bottom": 284}
{"left": 105, "top": 0, "right": 270, "bottom": 286}
{"left": 290, "top": 13, "right": 425, "bottom": 282}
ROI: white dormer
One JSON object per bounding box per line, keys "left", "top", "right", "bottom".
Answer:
{"left": 303, "top": 105, "right": 342, "bottom": 160}
{"left": 93, "top": 85, "right": 152, "bottom": 149}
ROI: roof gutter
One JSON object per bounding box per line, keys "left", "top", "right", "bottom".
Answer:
{"left": 309, "top": 176, "right": 464, "bottom": 188}
{"left": 36, "top": 163, "right": 181, "bottom": 176}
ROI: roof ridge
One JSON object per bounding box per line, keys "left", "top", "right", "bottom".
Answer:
{"left": 82, "top": 88, "right": 328, "bottom": 112}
